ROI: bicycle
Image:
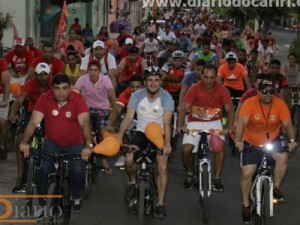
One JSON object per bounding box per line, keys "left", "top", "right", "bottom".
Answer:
{"left": 291, "top": 87, "right": 300, "bottom": 141}
{"left": 44, "top": 151, "right": 82, "bottom": 225}
{"left": 248, "top": 143, "right": 279, "bottom": 225}
{"left": 121, "top": 144, "right": 161, "bottom": 224}
{"left": 25, "top": 124, "right": 44, "bottom": 211}
{"left": 144, "top": 51, "right": 154, "bottom": 67}
{"left": 185, "top": 128, "right": 224, "bottom": 224}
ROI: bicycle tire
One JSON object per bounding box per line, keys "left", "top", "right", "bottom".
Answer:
{"left": 46, "top": 182, "right": 60, "bottom": 225}
{"left": 262, "top": 180, "right": 271, "bottom": 225}
{"left": 25, "top": 157, "right": 35, "bottom": 210}
{"left": 138, "top": 180, "right": 146, "bottom": 224}
{"left": 61, "top": 178, "right": 71, "bottom": 225}
{"left": 200, "top": 164, "right": 210, "bottom": 223}
{"left": 91, "top": 154, "right": 100, "bottom": 183}
{"left": 83, "top": 162, "right": 92, "bottom": 199}
{"left": 292, "top": 105, "right": 300, "bottom": 141}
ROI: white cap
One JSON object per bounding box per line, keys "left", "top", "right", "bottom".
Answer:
{"left": 93, "top": 40, "right": 105, "bottom": 49}
{"left": 35, "top": 63, "right": 50, "bottom": 74}
{"left": 226, "top": 51, "right": 237, "bottom": 60}
{"left": 125, "top": 38, "right": 133, "bottom": 45}
{"left": 14, "top": 37, "right": 25, "bottom": 46}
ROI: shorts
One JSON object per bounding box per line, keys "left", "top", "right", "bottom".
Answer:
{"left": 240, "top": 136, "right": 287, "bottom": 167}
{"left": 0, "top": 94, "right": 9, "bottom": 120}
{"left": 182, "top": 120, "right": 224, "bottom": 153}
{"left": 130, "top": 131, "right": 158, "bottom": 151}
{"left": 89, "top": 108, "right": 112, "bottom": 129}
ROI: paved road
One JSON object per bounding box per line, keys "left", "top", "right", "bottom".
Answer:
{"left": 1, "top": 26, "right": 299, "bottom": 225}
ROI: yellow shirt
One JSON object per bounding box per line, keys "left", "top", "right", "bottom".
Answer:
{"left": 65, "top": 64, "right": 81, "bottom": 85}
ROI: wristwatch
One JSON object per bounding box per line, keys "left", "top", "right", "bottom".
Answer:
{"left": 86, "top": 143, "right": 93, "bottom": 148}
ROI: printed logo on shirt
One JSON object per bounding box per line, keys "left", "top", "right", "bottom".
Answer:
{"left": 254, "top": 114, "right": 261, "bottom": 120}
{"left": 52, "top": 109, "right": 59, "bottom": 116}
{"left": 227, "top": 74, "right": 237, "bottom": 80}
{"left": 191, "top": 106, "right": 221, "bottom": 120}
{"left": 270, "top": 115, "right": 276, "bottom": 121}
{"left": 66, "top": 111, "right": 72, "bottom": 118}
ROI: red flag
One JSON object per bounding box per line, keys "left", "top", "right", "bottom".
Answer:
{"left": 57, "top": 0, "right": 68, "bottom": 39}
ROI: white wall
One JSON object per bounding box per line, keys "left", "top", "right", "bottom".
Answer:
{"left": 1, "top": 0, "right": 37, "bottom": 48}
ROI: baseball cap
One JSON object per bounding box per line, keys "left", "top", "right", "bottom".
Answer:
{"left": 125, "top": 38, "right": 133, "bottom": 45}
{"left": 14, "top": 37, "right": 25, "bottom": 46}
{"left": 35, "top": 63, "right": 50, "bottom": 74}
{"left": 226, "top": 51, "right": 237, "bottom": 60}
{"left": 93, "top": 40, "right": 105, "bottom": 49}
{"left": 258, "top": 79, "right": 275, "bottom": 90}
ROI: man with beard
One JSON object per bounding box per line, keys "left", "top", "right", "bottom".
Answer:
{"left": 116, "top": 66, "right": 173, "bottom": 219}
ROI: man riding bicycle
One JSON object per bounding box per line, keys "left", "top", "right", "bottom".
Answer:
{"left": 235, "top": 79, "right": 297, "bottom": 223}
{"left": 9, "top": 63, "right": 52, "bottom": 193}
{"left": 19, "top": 74, "right": 93, "bottom": 216}
{"left": 178, "top": 64, "right": 234, "bottom": 192}
{"left": 116, "top": 66, "right": 173, "bottom": 219}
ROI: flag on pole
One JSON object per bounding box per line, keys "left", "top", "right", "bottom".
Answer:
{"left": 57, "top": 0, "right": 68, "bottom": 39}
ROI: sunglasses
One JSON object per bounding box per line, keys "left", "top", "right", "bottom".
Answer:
{"left": 260, "top": 89, "right": 275, "bottom": 95}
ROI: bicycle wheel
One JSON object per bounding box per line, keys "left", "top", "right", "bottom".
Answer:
{"left": 61, "top": 179, "right": 71, "bottom": 225}
{"left": 262, "top": 180, "right": 271, "bottom": 225}
{"left": 83, "top": 162, "right": 92, "bottom": 199}
{"left": 25, "top": 157, "right": 35, "bottom": 211}
{"left": 138, "top": 180, "right": 146, "bottom": 224}
{"left": 91, "top": 155, "right": 100, "bottom": 183}
{"left": 46, "top": 182, "right": 60, "bottom": 225}
{"left": 199, "top": 164, "right": 210, "bottom": 223}
{"left": 292, "top": 106, "right": 300, "bottom": 141}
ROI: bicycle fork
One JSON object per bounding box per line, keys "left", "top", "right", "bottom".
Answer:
{"left": 198, "top": 159, "right": 212, "bottom": 197}
{"left": 251, "top": 175, "right": 274, "bottom": 217}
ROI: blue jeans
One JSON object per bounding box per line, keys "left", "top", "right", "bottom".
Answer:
{"left": 37, "top": 140, "right": 85, "bottom": 205}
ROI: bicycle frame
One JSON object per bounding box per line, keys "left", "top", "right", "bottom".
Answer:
{"left": 251, "top": 155, "right": 274, "bottom": 217}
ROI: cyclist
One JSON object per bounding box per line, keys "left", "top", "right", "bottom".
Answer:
{"left": 159, "top": 25, "right": 176, "bottom": 48}
{"left": 0, "top": 58, "right": 10, "bottom": 160}
{"left": 25, "top": 37, "right": 42, "bottom": 59}
{"left": 19, "top": 74, "right": 93, "bottom": 216}
{"left": 217, "top": 51, "right": 251, "bottom": 102}
{"left": 156, "top": 38, "right": 179, "bottom": 68}
{"left": 283, "top": 53, "right": 300, "bottom": 87}
{"left": 80, "top": 40, "right": 118, "bottom": 90}
{"left": 235, "top": 79, "right": 297, "bottom": 223}
{"left": 65, "top": 51, "right": 81, "bottom": 85}
{"left": 117, "top": 46, "right": 147, "bottom": 94}
{"left": 140, "top": 32, "right": 159, "bottom": 59}
{"left": 74, "top": 60, "right": 116, "bottom": 175}
{"left": 8, "top": 63, "right": 52, "bottom": 193}
{"left": 116, "top": 66, "right": 173, "bottom": 219}
{"left": 178, "top": 64, "right": 234, "bottom": 191}
{"left": 6, "top": 37, "right": 34, "bottom": 84}
{"left": 178, "top": 59, "right": 206, "bottom": 110}
{"left": 161, "top": 50, "right": 189, "bottom": 105}
{"left": 28, "top": 43, "right": 65, "bottom": 79}
{"left": 192, "top": 41, "right": 218, "bottom": 65}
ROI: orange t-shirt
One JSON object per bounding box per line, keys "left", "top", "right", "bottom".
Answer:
{"left": 239, "top": 95, "right": 291, "bottom": 146}
{"left": 217, "top": 63, "right": 248, "bottom": 91}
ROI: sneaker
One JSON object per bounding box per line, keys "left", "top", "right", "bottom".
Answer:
{"left": 72, "top": 198, "right": 82, "bottom": 214}
{"left": 0, "top": 147, "right": 7, "bottom": 160}
{"left": 115, "top": 155, "right": 125, "bottom": 168}
{"left": 184, "top": 174, "right": 194, "bottom": 191}
{"left": 33, "top": 208, "right": 44, "bottom": 220}
{"left": 125, "top": 182, "right": 135, "bottom": 202}
{"left": 155, "top": 204, "right": 166, "bottom": 219}
{"left": 273, "top": 187, "right": 284, "bottom": 203}
{"left": 241, "top": 205, "right": 252, "bottom": 223}
{"left": 212, "top": 178, "right": 224, "bottom": 192}
{"left": 12, "top": 179, "right": 26, "bottom": 193}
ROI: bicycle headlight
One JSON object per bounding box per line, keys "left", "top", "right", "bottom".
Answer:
{"left": 265, "top": 143, "right": 273, "bottom": 151}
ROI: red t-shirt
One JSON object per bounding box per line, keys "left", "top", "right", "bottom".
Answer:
{"left": 33, "top": 90, "right": 88, "bottom": 147}
{"left": 5, "top": 49, "right": 34, "bottom": 75}
{"left": 0, "top": 59, "right": 8, "bottom": 94}
{"left": 116, "top": 46, "right": 129, "bottom": 64}
{"left": 117, "top": 87, "right": 131, "bottom": 107}
{"left": 28, "top": 47, "right": 42, "bottom": 59}
{"left": 31, "top": 57, "right": 65, "bottom": 77}
{"left": 22, "top": 78, "right": 52, "bottom": 112}
{"left": 184, "top": 82, "right": 232, "bottom": 122}
{"left": 118, "top": 56, "right": 144, "bottom": 83}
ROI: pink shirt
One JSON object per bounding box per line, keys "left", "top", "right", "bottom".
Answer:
{"left": 74, "top": 74, "right": 113, "bottom": 109}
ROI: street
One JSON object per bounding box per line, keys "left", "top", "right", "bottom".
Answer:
{"left": 0, "top": 26, "right": 300, "bottom": 225}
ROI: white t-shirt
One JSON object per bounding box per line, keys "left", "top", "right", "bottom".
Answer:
{"left": 143, "top": 38, "right": 159, "bottom": 53}
{"left": 160, "top": 31, "right": 176, "bottom": 42}
{"left": 80, "top": 53, "right": 117, "bottom": 75}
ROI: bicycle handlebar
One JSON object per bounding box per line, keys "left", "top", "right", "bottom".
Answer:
{"left": 41, "top": 151, "right": 82, "bottom": 159}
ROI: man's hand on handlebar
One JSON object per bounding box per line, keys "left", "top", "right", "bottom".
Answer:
{"left": 81, "top": 147, "right": 92, "bottom": 161}
{"left": 19, "top": 142, "right": 30, "bottom": 158}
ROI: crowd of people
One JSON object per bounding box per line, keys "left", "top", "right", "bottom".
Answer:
{"left": 0, "top": 7, "right": 299, "bottom": 223}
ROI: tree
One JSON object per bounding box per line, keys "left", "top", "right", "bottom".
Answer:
{"left": 0, "top": 11, "right": 13, "bottom": 57}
